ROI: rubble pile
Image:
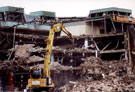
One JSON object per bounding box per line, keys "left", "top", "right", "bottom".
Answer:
{"left": 0, "top": 44, "right": 135, "bottom": 91}
{"left": 0, "top": 44, "right": 45, "bottom": 72}
{"left": 50, "top": 62, "right": 73, "bottom": 71}
{"left": 60, "top": 57, "right": 135, "bottom": 92}
{"left": 14, "top": 44, "right": 45, "bottom": 63}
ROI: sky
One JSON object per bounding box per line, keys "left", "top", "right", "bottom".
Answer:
{"left": 0, "top": 0, "right": 135, "bottom": 17}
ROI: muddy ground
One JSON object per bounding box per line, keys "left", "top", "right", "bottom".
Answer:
{"left": 0, "top": 44, "right": 135, "bottom": 92}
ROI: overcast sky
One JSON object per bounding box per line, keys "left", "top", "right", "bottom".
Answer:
{"left": 0, "top": 0, "right": 135, "bottom": 17}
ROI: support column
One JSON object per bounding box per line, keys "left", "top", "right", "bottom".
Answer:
{"left": 124, "top": 33, "right": 128, "bottom": 60}
{"left": 95, "top": 50, "right": 98, "bottom": 57}
{"left": 121, "top": 23, "right": 124, "bottom": 32}
{"left": 51, "top": 55, "right": 54, "bottom": 62}
{"left": 104, "top": 17, "right": 107, "bottom": 33}
{"left": 125, "top": 51, "right": 128, "bottom": 60}
{"left": 91, "top": 21, "right": 93, "bottom": 32}
{"left": 84, "top": 38, "right": 89, "bottom": 48}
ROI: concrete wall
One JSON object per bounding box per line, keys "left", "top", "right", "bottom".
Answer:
{"left": 61, "top": 21, "right": 103, "bottom": 36}
{"left": 85, "top": 22, "right": 103, "bottom": 36}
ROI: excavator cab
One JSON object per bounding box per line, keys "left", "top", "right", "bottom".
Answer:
{"left": 31, "top": 69, "right": 42, "bottom": 79}
{"left": 28, "top": 69, "right": 54, "bottom": 92}
{"left": 26, "top": 23, "right": 74, "bottom": 92}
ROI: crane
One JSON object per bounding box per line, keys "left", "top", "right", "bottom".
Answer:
{"left": 27, "top": 23, "right": 74, "bottom": 92}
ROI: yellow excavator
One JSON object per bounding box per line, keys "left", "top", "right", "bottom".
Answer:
{"left": 27, "top": 23, "right": 74, "bottom": 92}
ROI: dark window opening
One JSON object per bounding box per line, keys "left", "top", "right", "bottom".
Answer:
{"left": 100, "top": 29, "right": 105, "bottom": 34}
{"left": 101, "top": 52, "right": 124, "bottom": 60}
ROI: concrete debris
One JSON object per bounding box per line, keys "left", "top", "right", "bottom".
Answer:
{"left": 0, "top": 44, "right": 45, "bottom": 72}
{"left": 26, "top": 55, "right": 44, "bottom": 63}
{"left": 59, "top": 57, "right": 135, "bottom": 92}
{"left": 0, "top": 44, "right": 135, "bottom": 92}
{"left": 29, "top": 64, "right": 44, "bottom": 70}
{"left": 14, "top": 44, "right": 35, "bottom": 60}
{"left": 50, "top": 62, "right": 73, "bottom": 71}
{"left": 28, "top": 62, "right": 73, "bottom": 71}
{"left": 53, "top": 46, "right": 95, "bottom": 53}
{"left": 14, "top": 44, "right": 45, "bottom": 63}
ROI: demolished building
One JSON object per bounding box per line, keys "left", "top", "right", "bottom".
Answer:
{"left": 0, "top": 6, "right": 135, "bottom": 91}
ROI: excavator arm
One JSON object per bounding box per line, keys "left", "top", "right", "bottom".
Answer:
{"left": 44, "top": 23, "right": 74, "bottom": 77}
